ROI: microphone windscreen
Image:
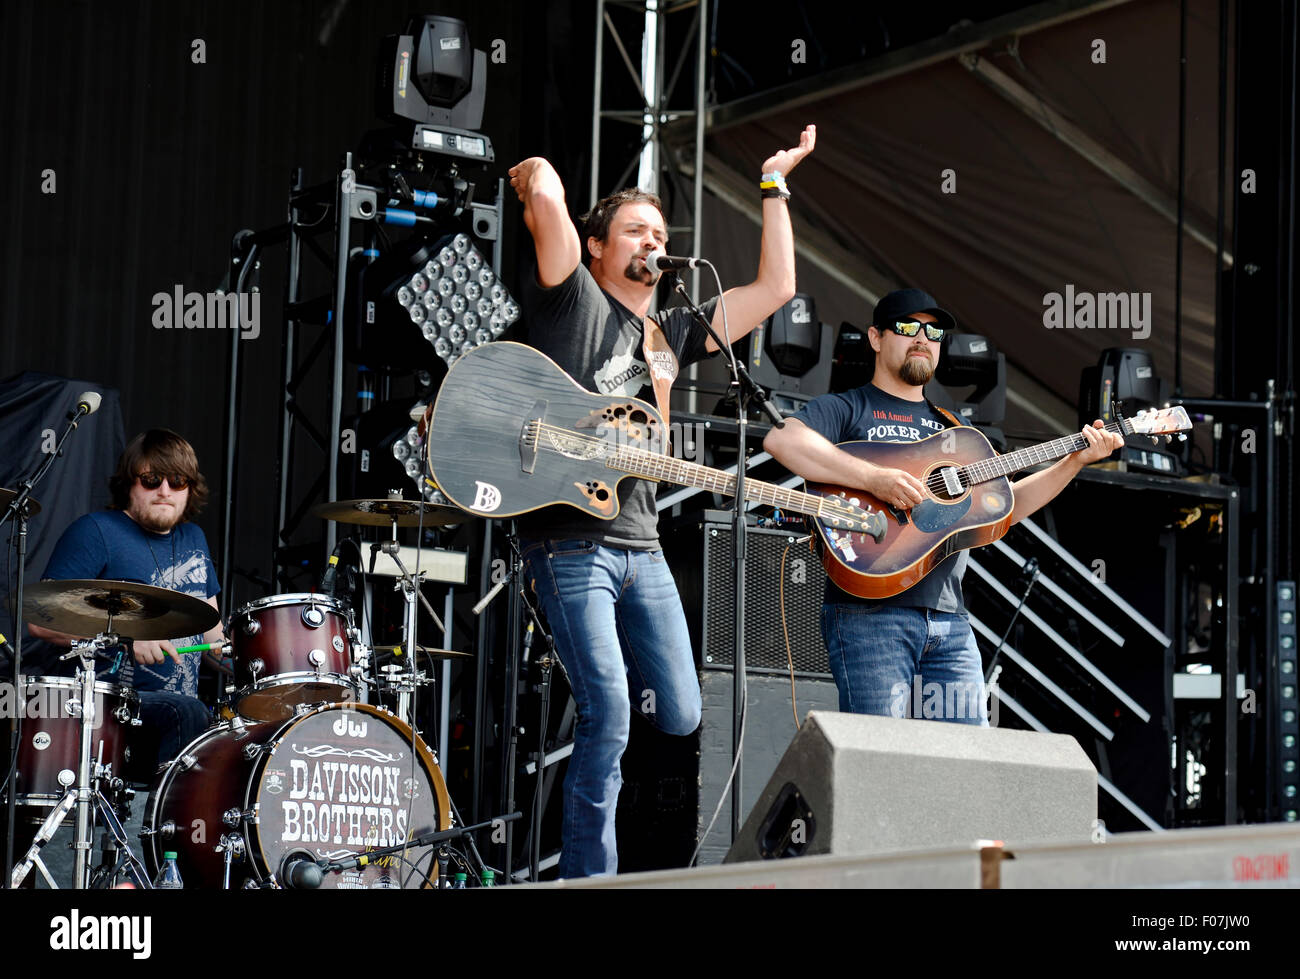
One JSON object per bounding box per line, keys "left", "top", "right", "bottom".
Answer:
{"left": 78, "top": 391, "right": 102, "bottom": 415}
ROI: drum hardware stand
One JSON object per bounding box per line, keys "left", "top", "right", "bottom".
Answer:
{"left": 87, "top": 786, "right": 152, "bottom": 889}
{"left": 369, "top": 537, "right": 445, "bottom": 727}
{"left": 217, "top": 833, "right": 246, "bottom": 889}
{"left": 9, "top": 634, "right": 145, "bottom": 889}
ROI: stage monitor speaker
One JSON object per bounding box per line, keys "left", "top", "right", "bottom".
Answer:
{"left": 725, "top": 711, "right": 1096, "bottom": 863}
{"left": 668, "top": 520, "right": 830, "bottom": 677}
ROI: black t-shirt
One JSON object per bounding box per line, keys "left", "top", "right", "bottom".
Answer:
{"left": 519, "top": 263, "right": 716, "bottom": 548}
{"left": 793, "top": 383, "right": 968, "bottom": 612}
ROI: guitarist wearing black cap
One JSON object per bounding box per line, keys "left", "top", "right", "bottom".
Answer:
{"left": 764, "top": 288, "right": 1122, "bottom": 725}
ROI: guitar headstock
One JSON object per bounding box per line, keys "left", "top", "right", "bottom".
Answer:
{"left": 820, "top": 496, "right": 887, "bottom": 543}
{"left": 1121, "top": 405, "right": 1193, "bottom": 444}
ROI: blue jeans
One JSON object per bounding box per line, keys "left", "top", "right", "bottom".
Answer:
{"left": 136, "top": 691, "right": 211, "bottom": 766}
{"left": 522, "top": 539, "right": 701, "bottom": 878}
{"left": 821, "top": 604, "right": 988, "bottom": 726}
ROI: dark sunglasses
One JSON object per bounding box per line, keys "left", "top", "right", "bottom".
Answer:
{"left": 136, "top": 472, "right": 191, "bottom": 490}
{"left": 887, "top": 319, "right": 946, "bottom": 342}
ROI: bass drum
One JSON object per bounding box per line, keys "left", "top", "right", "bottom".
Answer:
{"left": 141, "top": 703, "right": 450, "bottom": 889}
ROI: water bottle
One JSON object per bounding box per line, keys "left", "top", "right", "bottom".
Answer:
{"left": 453, "top": 872, "right": 468, "bottom": 889}
{"left": 154, "top": 852, "right": 183, "bottom": 889}
{"left": 480, "top": 869, "right": 496, "bottom": 887}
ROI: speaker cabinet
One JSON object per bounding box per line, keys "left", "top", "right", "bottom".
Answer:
{"left": 667, "top": 519, "right": 830, "bottom": 676}
{"left": 725, "top": 711, "right": 1097, "bottom": 862}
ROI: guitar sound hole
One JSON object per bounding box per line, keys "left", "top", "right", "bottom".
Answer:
{"left": 629, "top": 409, "right": 647, "bottom": 425}
{"left": 585, "top": 481, "right": 610, "bottom": 502}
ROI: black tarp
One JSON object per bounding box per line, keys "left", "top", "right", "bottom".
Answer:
{"left": 0, "top": 373, "right": 125, "bottom": 670}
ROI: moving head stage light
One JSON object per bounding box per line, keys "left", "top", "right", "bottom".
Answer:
{"left": 377, "top": 16, "right": 494, "bottom": 164}
{"left": 1079, "top": 347, "right": 1182, "bottom": 475}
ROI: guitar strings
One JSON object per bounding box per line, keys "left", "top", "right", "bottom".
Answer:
{"left": 530, "top": 414, "right": 1148, "bottom": 505}
{"left": 525, "top": 420, "right": 857, "bottom": 520}
{"left": 919, "top": 418, "right": 1131, "bottom": 496}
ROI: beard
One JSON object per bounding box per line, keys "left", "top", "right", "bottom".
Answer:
{"left": 623, "top": 255, "right": 656, "bottom": 285}
{"left": 128, "top": 502, "right": 183, "bottom": 533}
{"left": 898, "top": 352, "right": 935, "bottom": 386}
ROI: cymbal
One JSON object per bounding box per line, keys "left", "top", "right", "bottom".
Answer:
{"left": 23, "top": 579, "right": 220, "bottom": 641}
{"left": 309, "top": 498, "right": 469, "bottom": 528}
{"left": 0, "top": 488, "right": 41, "bottom": 517}
{"left": 370, "top": 644, "right": 473, "bottom": 660}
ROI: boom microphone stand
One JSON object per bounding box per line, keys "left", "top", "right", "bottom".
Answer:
{"left": 2, "top": 392, "right": 100, "bottom": 888}
{"left": 666, "top": 269, "right": 785, "bottom": 840}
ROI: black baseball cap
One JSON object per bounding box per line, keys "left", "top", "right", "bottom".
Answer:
{"left": 870, "top": 288, "right": 957, "bottom": 333}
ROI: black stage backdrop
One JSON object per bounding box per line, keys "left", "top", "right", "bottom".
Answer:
{"left": 0, "top": 0, "right": 572, "bottom": 612}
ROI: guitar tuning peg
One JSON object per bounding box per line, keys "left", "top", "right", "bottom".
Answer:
{"left": 1177, "top": 433, "right": 1187, "bottom": 442}
{"left": 1164, "top": 435, "right": 1172, "bottom": 444}
{"left": 1149, "top": 436, "right": 1158, "bottom": 445}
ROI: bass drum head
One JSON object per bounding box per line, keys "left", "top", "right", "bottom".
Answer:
{"left": 141, "top": 704, "right": 449, "bottom": 889}
{"left": 256, "top": 703, "right": 450, "bottom": 889}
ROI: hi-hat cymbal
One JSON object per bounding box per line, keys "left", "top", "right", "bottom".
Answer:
{"left": 309, "top": 498, "right": 469, "bottom": 528}
{"left": 23, "top": 579, "right": 219, "bottom": 641}
{"left": 0, "top": 488, "right": 42, "bottom": 516}
{"left": 370, "top": 644, "right": 473, "bottom": 660}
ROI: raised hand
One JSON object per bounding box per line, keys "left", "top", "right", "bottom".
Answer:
{"left": 761, "top": 124, "right": 817, "bottom": 177}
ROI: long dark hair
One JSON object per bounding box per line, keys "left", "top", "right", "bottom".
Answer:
{"left": 108, "top": 429, "right": 209, "bottom": 521}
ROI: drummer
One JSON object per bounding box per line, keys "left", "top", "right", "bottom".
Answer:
{"left": 25, "top": 429, "right": 224, "bottom": 767}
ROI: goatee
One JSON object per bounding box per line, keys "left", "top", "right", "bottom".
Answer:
{"left": 624, "top": 257, "right": 656, "bottom": 285}
{"left": 899, "top": 356, "right": 934, "bottom": 386}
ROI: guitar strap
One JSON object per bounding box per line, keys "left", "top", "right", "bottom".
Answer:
{"left": 927, "top": 400, "right": 963, "bottom": 429}
{"left": 641, "top": 314, "right": 677, "bottom": 438}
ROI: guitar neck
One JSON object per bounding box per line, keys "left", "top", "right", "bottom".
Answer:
{"left": 965, "top": 419, "right": 1128, "bottom": 484}
{"left": 610, "top": 447, "right": 831, "bottom": 518}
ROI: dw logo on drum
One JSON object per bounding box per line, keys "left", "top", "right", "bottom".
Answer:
{"left": 331, "top": 714, "right": 368, "bottom": 739}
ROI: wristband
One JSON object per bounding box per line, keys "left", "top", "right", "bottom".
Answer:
{"left": 760, "top": 171, "right": 789, "bottom": 196}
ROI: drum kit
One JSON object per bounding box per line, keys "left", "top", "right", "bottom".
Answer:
{"left": 3, "top": 495, "right": 509, "bottom": 890}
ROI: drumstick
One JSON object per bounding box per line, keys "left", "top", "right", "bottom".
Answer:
{"left": 174, "top": 641, "right": 232, "bottom": 654}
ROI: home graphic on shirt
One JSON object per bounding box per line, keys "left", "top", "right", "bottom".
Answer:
{"left": 594, "top": 330, "right": 649, "bottom": 396}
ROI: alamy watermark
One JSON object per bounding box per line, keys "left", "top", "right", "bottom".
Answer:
{"left": 151, "top": 286, "right": 261, "bottom": 340}
{"left": 0, "top": 681, "right": 118, "bottom": 729}
{"left": 1042, "top": 285, "right": 1151, "bottom": 340}
{"left": 889, "top": 675, "right": 1000, "bottom": 726}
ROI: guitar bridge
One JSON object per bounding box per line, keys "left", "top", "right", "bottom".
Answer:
{"left": 520, "top": 400, "right": 546, "bottom": 474}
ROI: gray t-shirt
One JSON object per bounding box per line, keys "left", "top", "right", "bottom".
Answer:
{"left": 793, "top": 383, "right": 968, "bottom": 612}
{"left": 518, "top": 263, "right": 716, "bottom": 548}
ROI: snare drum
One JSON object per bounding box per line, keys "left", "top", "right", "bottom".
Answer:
{"left": 140, "top": 702, "right": 450, "bottom": 889}
{"left": 229, "top": 594, "right": 358, "bottom": 721}
{"left": 10, "top": 676, "right": 139, "bottom": 807}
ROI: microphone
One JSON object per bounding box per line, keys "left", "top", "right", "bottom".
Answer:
{"left": 645, "top": 251, "right": 706, "bottom": 274}
{"left": 68, "top": 391, "right": 101, "bottom": 421}
{"left": 280, "top": 853, "right": 324, "bottom": 889}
